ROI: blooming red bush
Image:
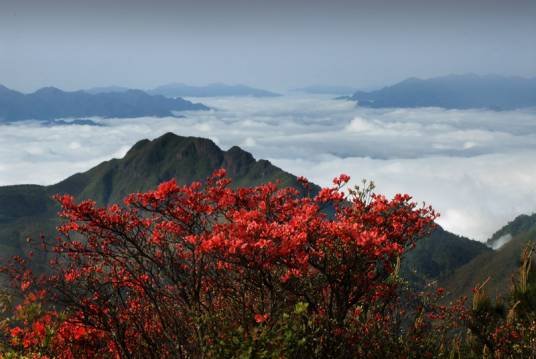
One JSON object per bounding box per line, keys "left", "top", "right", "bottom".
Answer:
{"left": 0, "top": 170, "right": 439, "bottom": 358}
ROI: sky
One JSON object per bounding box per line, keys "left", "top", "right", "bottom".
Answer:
{"left": 1, "top": 0, "right": 535, "bottom": 92}
{"left": 1, "top": 96, "right": 536, "bottom": 242}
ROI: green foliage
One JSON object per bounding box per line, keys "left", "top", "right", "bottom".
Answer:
{"left": 0, "top": 133, "right": 302, "bottom": 267}
{"left": 207, "top": 303, "right": 323, "bottom": 359}
{"left": 2, "top": 133, "right": 536, "bottom": 358}
{"left": 0, "top": 133, "right": 506, "bottom": 296}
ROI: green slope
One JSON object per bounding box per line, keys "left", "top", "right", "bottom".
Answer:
{"left": 401, "top": 226, "right": 491, "bottom": 286}
{"left": 487, "top": 213, "right": 536, "bottom": 249}
{"left": 0, "top": 133, "right": 300, "bottom": 262}
{"left": 0, "top": 132, "right": 490, "bottom": 290}
{"left": 71, "top": 133, "right": 299, "bottom": 205}
{"left": 441, "top": 214, "right": 536, "bottom": 299}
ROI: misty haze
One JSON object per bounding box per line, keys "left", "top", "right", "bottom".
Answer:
{"left": 1, "top": 0, "right": 536, "bottom": 357}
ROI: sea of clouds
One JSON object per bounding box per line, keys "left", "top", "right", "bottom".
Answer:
{"left": 1, "top": 95, "right": 536, "bottom": 242}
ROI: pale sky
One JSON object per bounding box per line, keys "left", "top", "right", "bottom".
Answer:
{"left": 1, "top": 0, "right": 535, "bottom": 92}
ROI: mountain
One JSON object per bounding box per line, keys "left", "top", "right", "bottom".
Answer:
{"left": 148, "top": 83, "right": 281, "bottom": 98}
{"left": 347, "top": 74, "right": 536, "bottom": 110}
{"left": 0, "top": 133, "right": 301, "bottom": 263}
{"left": 66, "top": 133, "right": 301, "bottom": 205}
{"left": 293, "top": 85, "right": 358, "bottom": 95}
{"left": 0, "top": 132, "right": 493, "bottom": 296}
{"left": 84, "top": 86, "right": 132, "bottom": 94}
{"left": 487, "top": 213, "right": 536, "bottom": 249}
{"left": 401, "top": 226, "right": 492, "bottom": 286}
{"left": 441, "top": 214, "right": 536, "bottom": 299}
{"left": 0, "top": 86, "right": 208, "bottom": 122}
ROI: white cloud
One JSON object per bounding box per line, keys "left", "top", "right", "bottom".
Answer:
{"left": 1, "top": 95, "right": 536, "bottom": 241}
{"left": 273, "top": 151, "right": 536, "bottom": 241}
{"left": 491, "top": 234, "right": 512, "bottom": 250}
{"left": 242, "top": 137, "right": 257, "bottom": 147}
{"left": 68, "top": 141, "right": 82, "bottom": 150}
{"left": 345, "top": 117, "right": 377, "bottom": 133}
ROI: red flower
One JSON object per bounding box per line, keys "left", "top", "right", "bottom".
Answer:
{"left": 10, "top": 326, "right": 23, "bottom": 338}
{"left": 254, "top": 313, "right": 269, "bottom": 323}
{"left": 20, "top": 280, "right": 31, "bottom": 292}
{"left": 2, "top": 170, "right": 437, "bottom": 357}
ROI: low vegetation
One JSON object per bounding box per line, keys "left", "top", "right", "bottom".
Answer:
{"left": 0, "top": 171, "right": 534, "bottom": 358}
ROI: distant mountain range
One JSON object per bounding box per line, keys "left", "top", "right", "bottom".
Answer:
{"left": 147, "top": 83, "right": 281, "bottom": 98}
{"left": 0, "top": 85, "right": 208, "bottom": 122}
{"left": 83, "top": 86, "right": 132, "bottom": 95}
{"left": 293, "top": 85, "right": 359, "bottom": 95}
{"left": 2, "top": 132, "right": 532, "bottom": 301}
{"left": 346, "top": 74, "right": 536, "bottom": 110}
{"left": 85, "top": 83, "right": 281, "bottom": 98}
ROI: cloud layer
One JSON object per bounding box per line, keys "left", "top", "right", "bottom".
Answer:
{"left": 1, "top": 95, "right": 536, "bottom": 241}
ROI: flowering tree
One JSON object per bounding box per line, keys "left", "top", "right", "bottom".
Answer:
{"left": 0, "top": 170, "right": 439, "bottom": 358}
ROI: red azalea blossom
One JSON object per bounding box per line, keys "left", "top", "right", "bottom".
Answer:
{"left": 254, "top": 313, "right": 269, "bottom": 323}
{"left": 0, "top": 169, "right": 442, "bottom": 357}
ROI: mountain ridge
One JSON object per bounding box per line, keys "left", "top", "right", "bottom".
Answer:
{"left": 0, "top": 133, "right": 301, "bottom": 261}
{"left": 293, "top": 85, "right": 359, "bottom": 95}
{"left": 0, "top": 132, "right": 492, "bottom": 292}
{"left": 347, "top": 74, "right": 536, "bottom": 110}
{"left": 148, "top": 83, "right": 281, "bottom": 98}
{"left": 441, "top": 220, "right": 536, "bottom": 300}
{"left": 0, "top": 86, "right": 208, "bottom": 122}
{"left": 487, "top": 213, "right": 536, "bottom": 249}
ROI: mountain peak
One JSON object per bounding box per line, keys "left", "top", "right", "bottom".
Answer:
{"left": 123, "top": 133, "right": 223, "bottom": 168}
{"left": 152, "top": 132, "right": 221, "bottom": 154}
{"left": 149, "top": 83, "right": 280, "bottom": 98}
{"left": 68, "top": 132, "right": 298, "bottom": 205}
{"left": 32, "top": 86, "right": 64, "bottom": 95}
{"left": 223, "top": 145, "right": 256, "bottom": 177}
{"left": 155, "top": 132, "right": 211, "bottom": 145}
{"left": 486, "top": 213, "right": 536, "bottom": 249}
{"left": 226, "top": 145, "right": 254, "bottom": 157}
{"left": 350, "top": 74, "right": 536, "bottom": 110}
{"left": 0, "top": 84, "right": 20, "bottom": 97}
